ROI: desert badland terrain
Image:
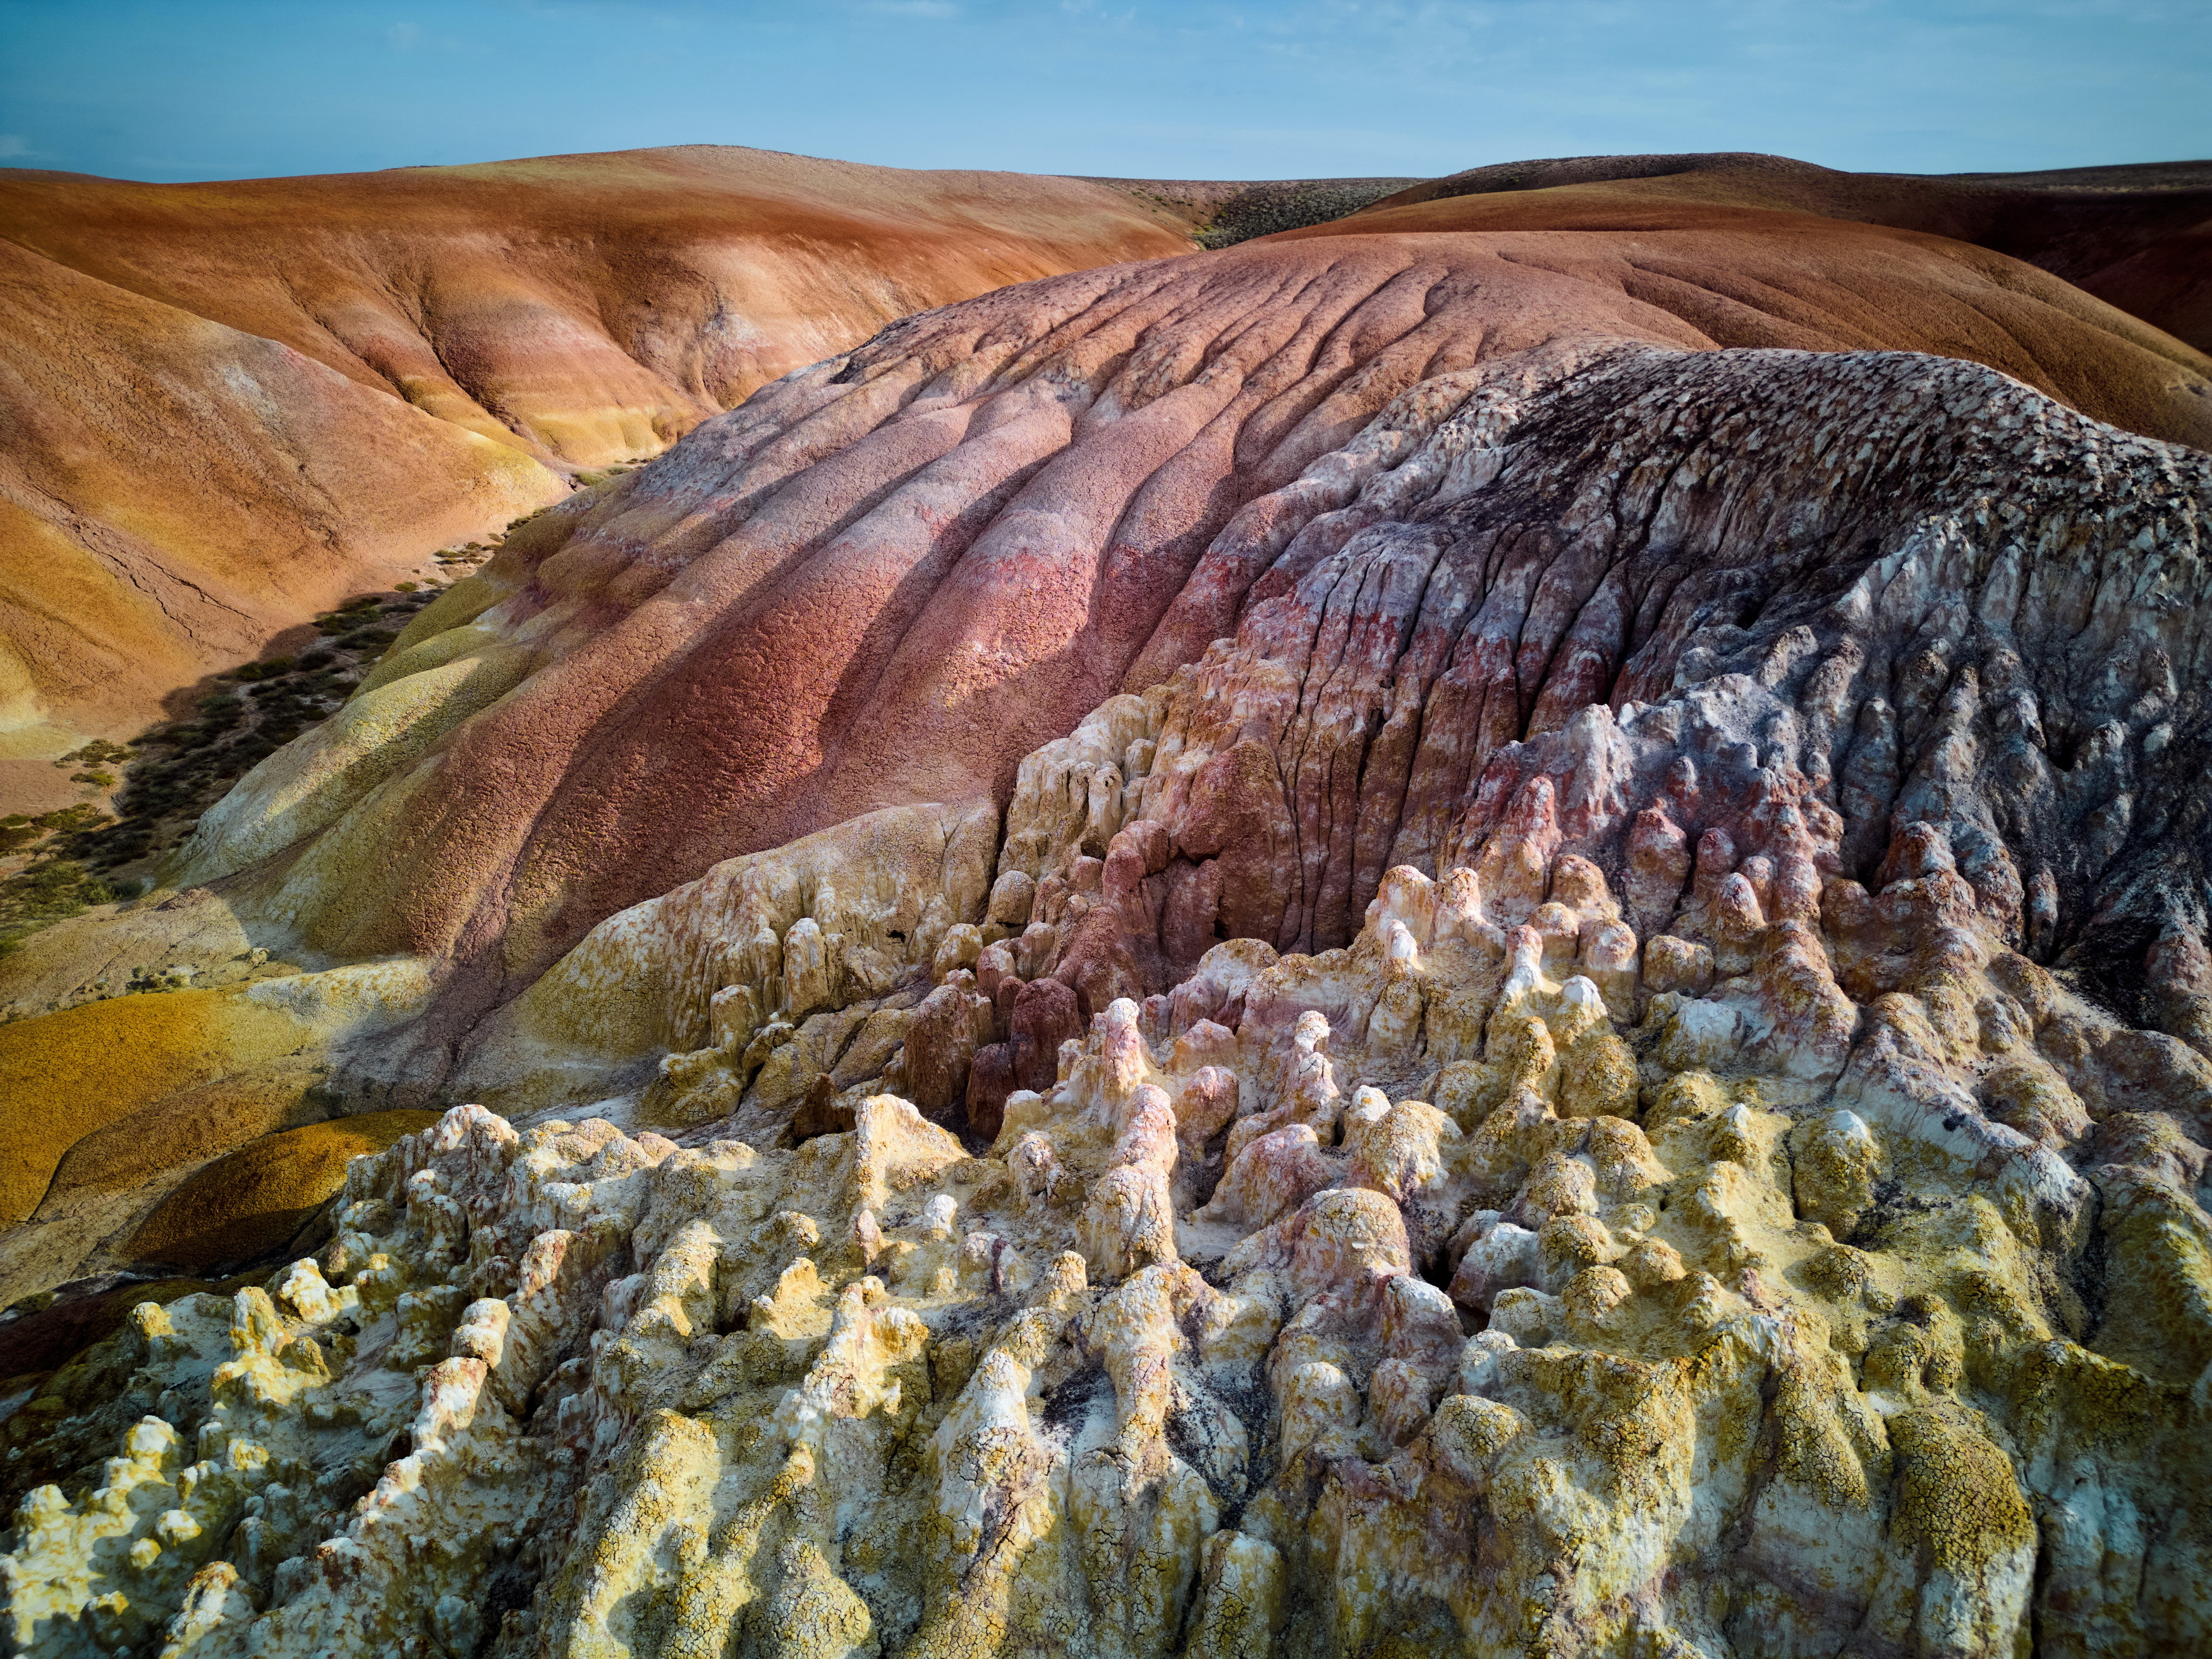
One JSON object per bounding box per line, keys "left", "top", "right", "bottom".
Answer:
{"left": 3, "top": 145, "right": 2211, "bottom": 1659}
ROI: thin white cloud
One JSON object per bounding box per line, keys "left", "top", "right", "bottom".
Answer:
{"left": 861, "top": 1, "right": 959, "bottom": 16}
{"left": 0, "top": 137, "right": 32, "bottom": 159}
{"left": 388, "top": 20, "right": 422, "bottom": 47}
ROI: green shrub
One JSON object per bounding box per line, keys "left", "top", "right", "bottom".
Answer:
{"left": 54, "top": 739, "right": 133, "bottom": 769}
{"left": 33, "top": 805, "right": 109, "bottom": 836}
{"left": 0, "top": 856, "right": 118, "bottom": 950}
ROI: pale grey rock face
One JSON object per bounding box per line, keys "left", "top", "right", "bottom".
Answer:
{"left": 7, "top": 288, "right": 2212, "bottom": 1658}
{"left": 1085, "top": 341, "right": 2211, "bottom": 973}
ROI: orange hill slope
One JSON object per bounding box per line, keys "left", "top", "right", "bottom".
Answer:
{"left": 1341, "top": 152, "right": 2212, "bottom": 351}
{"left": 0, "top": 147, "right": 1205, "bottom": 468}
{"left": 0, "top": 146, "right": 1201, "bottom": 799}
{"left": 1266, "top": 211, "right": 2212, "bottom": 453}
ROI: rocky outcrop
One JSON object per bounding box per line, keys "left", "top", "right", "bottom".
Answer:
{"left": 0, "top": 146, "right": 1201, "bottom": 779}
{"left": 990, "top": 342, "right": 2212, "bottom": 993}
{"left": 6, "top": 200, "right": 2212, "bottom": 1657}
{"left": 144, "top": 225, "right": 2212, "bottom": 1016}
{"left": 8, "top": 819, "right": 2209, "bottom": 1652}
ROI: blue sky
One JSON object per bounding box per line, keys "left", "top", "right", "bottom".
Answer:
{"left": 1, "top": 0, "right": 2205, "bottom": 185}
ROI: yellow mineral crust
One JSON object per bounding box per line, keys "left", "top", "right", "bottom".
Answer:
{"left": 9, "top": 819, "right": 2212, "bottom": 1656}
{"left": 124, "top": 1110, "right": 440, "bottom": 1270}
{"left": 0, "top": 989, "right": 312, "bottom": 1226}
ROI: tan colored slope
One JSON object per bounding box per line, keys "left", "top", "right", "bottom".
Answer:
{"left": 1351, "top": 152, "right": 2212, "bottom": 350}
{"left": 1271, "top": 205, "right": 2212, "bottom": 444}
{"left": 0, "top": 147, "right": 1201, "bottom": 782}
{"left": 0, "top": 234, "right": 561, "bottom": 807}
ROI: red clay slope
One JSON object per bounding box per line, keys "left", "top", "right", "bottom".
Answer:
{"left": 0, "top": 147, "right": 1201, "bottom": 801}
{"left": 171, "top": 225, "right": 2212, "bottom": 1028}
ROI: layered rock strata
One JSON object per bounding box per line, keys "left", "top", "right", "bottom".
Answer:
{"left": 5, "top": 223, "right": 2212, "bottom": 1656}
